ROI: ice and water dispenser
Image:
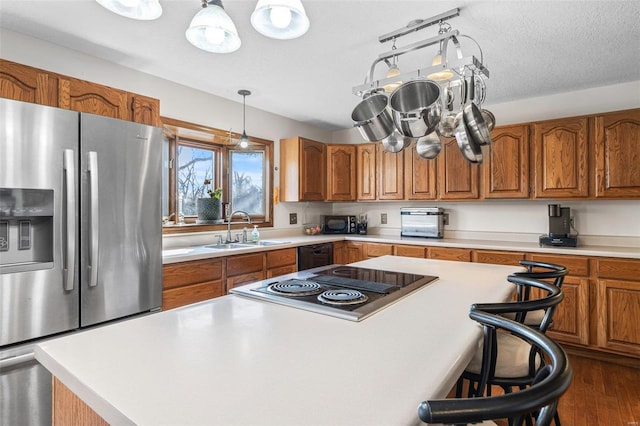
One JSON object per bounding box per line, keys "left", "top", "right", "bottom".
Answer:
{"left": 0, "top": 188, "right": 54, "bottom": 273}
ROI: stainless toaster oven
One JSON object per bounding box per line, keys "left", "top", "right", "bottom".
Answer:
{"left": 400, "top": 207, "right": 444, "bottom": 239}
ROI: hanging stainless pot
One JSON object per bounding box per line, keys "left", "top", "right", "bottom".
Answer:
{"left": 481, "top": 109, "right": 496, "bottom": 131}
{"left": 455, "top": 121, "right": 483, "bottom": 164}
{"left": 461, "top": 74, "right": 492, "bottom": 146}
{"left": 389, "top": 80, "right": 441, "bottom": 138}
{"left": 351, "top": 93, "right": 395, "bottom": 142}
{"left": 437, "top": 85, "right": 461, "bottom": 138}
{"left": 381, "top": 129, "right": 412, "bottom": 153}
{"left": 415, "top": 132, "right": 442, "bottom": 159}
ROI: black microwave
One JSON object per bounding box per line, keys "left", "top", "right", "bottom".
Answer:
{"left": 322, "top": 215, "right": 357, "bottom": 234}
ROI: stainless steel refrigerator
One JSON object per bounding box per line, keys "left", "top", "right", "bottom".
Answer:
{"left": 0, "top": 98, "right": 163, "bottom": 425}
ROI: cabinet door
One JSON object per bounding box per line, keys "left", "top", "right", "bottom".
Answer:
{"left": 163, "top": 280, "right": 224, "bottom": 311}
{"left": 130, "top": 94, "right": 160, "bottom": 126}
{"left": 532, "top": 117, "right": 588, "bottom": 198}
{"left": 365, "top": 242, "right": 393, "bottom": 258}
{"left": 595, "top": 279, "right": 640, "bottom": 357}
{"left": 483, "top": 125, "right": 530, "bottom": 198}
{"left": 546, "top": 276, "right": 590, "bottom": 346}
{"left": 0, "top": 59, "right": 58, "bottom": 106}
{"left": 593, "top": 109, "right": 640, "bottom": 198}
{"left": 377, "top": 144, "right": 404, "bottom": 200}
{"left": 393, "top": 244, "right": 427, "bottom": 258}
{"left": 226, "top": 253, "right": 264, "bottom": 277}
{"left": 404, "top": 141, "right": 437, "bottom": 200}
{"left": 300, "top": 138, "right": 326, "bottom": 201}
{"left": 345, "top": 241, "right": 366, "bottom": 263}
{"left": 333, "top": 241, "right": 347, "bottom": 264}
{"left": 58, "top": 76, "right": 130, "bottom": 120}
{"left": 266, "top": 248, "right": 297, "bottom": 269}
{"left": 472, "top": 250, "right": 525, "bottom": 266}
{"left": 357, "top": 143, "right": 377, "bottom": 200}
{"left": 326, "top": 144, "right": 356, "bottom": 201}
{"left": 437, "top": 138, "right": 481, "bottom": 200}
{"left": 429, "top": 247, "right": 471, "bottom": 262}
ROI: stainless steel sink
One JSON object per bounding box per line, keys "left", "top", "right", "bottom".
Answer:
{"left": 203, "top": 243, "right": 254, "bottom": 250}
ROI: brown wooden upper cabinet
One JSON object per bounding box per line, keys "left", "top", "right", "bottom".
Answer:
{"left": 326, "top": 144, "right": 356, "bottom": 201}
{"left": 532, "top": 117, "right": 589, "bottom": 198}
{"left": 377, "top": 143, "right": 404, "bottom": 200}
{"left": 483, "top": 124, "right": 530, "bottom": 198}
{"left": 279, "top": 137, "right": 327, "bottom": 201}
{"left": 356, "top": 143, "right": 377, "bottom": 200}
{"left": 438, "top": 138, "right": 481, "bottom": 200}
{"left": 593, "top": 109, "right": 640, "bottom": 198}
{"left": 404, "top": 140, "right": 437, "bottom": 200}
{"left": 0, "top": 59, "right": 58, "bottom": 106}
{"left": 0, "top": 59, "right": 160, "bottom": 126}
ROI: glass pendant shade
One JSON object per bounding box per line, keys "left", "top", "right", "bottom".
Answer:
{"left": 96, "top": 0, "right": 162, "bottom": 20}
{"left": 238, "top": 131, "right": 249, "bottom": 149}
{"left": 185, "top": 1, "right": 241, "bottom": 53}
{"left": 251, "top": 0, "right": 310, "bottom": 40}
{"left": 383, "top": 64, "right": 402, "bottom": 93}
{"left": 427, "top": 51, "right": 454, "bottom": 81}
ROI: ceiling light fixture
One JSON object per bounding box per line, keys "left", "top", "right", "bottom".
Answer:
{"left": 238, "top": 89, "right": 251, "bottom": 149}
{"left": 96, "top": 0, "right": 162, "bottom": 20}
{"left": 251, "top": 0, "right": 310, "bottom": 40}
{"left": 427, "top": 22, "right": 454, "bottom": 81}
{"left": 185, "top": 0, "right": 241, "bottom": 53}
{"left": 383, "top": 39, "right": 402, "bottom": 92}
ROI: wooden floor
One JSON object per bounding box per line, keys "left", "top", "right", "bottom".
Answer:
{"left": 555, "top": 354, "right": 640, "bottom": 425}
{"left": 456, "top": 354, "right": 640, "bottom": 425}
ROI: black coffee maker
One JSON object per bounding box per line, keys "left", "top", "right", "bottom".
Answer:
{"left": 539, "top": 204, "right": 578, "bottom": 247}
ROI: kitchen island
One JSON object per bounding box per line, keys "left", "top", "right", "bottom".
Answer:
{"left": 35, "top": 256, "right": 520, "bottom": 426}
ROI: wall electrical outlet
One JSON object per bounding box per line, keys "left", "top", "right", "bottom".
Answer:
{"left": 380, "top": 213, "right": 387, "bottom": 224}
{"left": 289, "top": 213, "right": 297, "bottom": 225}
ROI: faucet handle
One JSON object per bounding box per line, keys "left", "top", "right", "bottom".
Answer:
{"left": 234, "top": 233, "right": 242, "bottom": 243}
{"left": 215, "top": 235, "right": 223, "bottom": 245}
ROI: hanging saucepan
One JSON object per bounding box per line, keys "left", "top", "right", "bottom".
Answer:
{"left": 351, "top": 93, "right": 395, "bottom": 142}
{"left": 415, "top": 132, "right": 442, "bottom": 159}
{"left": 462, "top": 74, "right": 493, "bottom": 146}
{"left": 381, "top": 129, "right": 412, "bottom": 153}
{"left": 437, "top": 83, "right": 464, "bottom": 138}
{"left": 389, "top": 79, "right": 441, "bottom": 138}
{"left": 455, "top": 120, "right": 483, "bottom": 164}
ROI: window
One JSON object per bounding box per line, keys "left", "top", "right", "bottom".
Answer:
{"left": 162, "top": 117, "right": 273, "bottom": 233}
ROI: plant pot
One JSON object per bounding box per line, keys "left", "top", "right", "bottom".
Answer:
{"left": 196, "top": 198, "right": 223, "bottom": 224}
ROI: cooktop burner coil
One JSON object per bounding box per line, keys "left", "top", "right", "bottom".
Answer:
{"left": 267, "top": 280, "right": 323, "bottom": 297}
{"left": 318, "top": 289, "right": 368, "bottom": 305}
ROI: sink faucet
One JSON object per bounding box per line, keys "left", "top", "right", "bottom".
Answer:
{"left": 226, "top": 210, "right": 251, "bottom": 243}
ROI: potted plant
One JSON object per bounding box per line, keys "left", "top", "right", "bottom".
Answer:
{"left": 196, "top": 179, "right": 223, "bottom": 224}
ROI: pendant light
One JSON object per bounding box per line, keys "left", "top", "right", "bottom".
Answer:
{"left": 96, "top": 0, "right": 162, "bottom": 20}
{"left": 383, "top": 39, "right": 402, "bottom": 92}
{"left": 238, "top": 89, "right": 251, "bottom": 149}
{"left": 251, "top": 0, "right": 310, "bottom": 40}
{"left": 427, "top": 22, "right": 454, "bottom": 81}
{"left": 186, "top": 0, "right": 241, "bottom": 53}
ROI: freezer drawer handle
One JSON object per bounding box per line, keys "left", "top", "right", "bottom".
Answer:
{"left": 0, "top": 352, "right": 35, "bottom": 369}
{"left": 63, "top": 149, "right": 76, "bottom": 291}
{"left": 87, "top": 151, "right": 99, "bottom": 288}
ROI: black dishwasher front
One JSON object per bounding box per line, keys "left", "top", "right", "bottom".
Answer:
{"left": 297, "top": 243, "right": 334, "bottom": 271}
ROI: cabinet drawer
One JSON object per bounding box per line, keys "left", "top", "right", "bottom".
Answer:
{"left": 163, "top": 259, "right": 223, "bottom": 290}
{"left": 162, "top": 280, "right": 223, "bottom": 311}
{"left": 597, "top": 258, "right": 640, "bottom": 281}
{"left": 266, "top": 248, "right": 297, "bottom": 269}
{"left": 393, "top": 245, "right": 427, "bottom": 258}
{"left": 473, "top": 250, "right": 525, "bottom": 266}
{"left": 267, "top": 264, "right": 297, "bottom": 279}
{"left": 366, "top": 243, "right": 393, "bottom": 257}
{"left": 528, "top": 254, "right": 589, "bottom": 277}
{"left": 226, "top": 271, "right": 266, "bottom": 292}
{"left": 226, "top": 253, "right": 264, "bottom": 277}
{"left": 429, "top": 247, "right": 471, "bottom": 262}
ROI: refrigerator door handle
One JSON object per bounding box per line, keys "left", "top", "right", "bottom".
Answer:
{"left": 87, "top": 151, "right": 99, "bottom": 288}
{"left": 63, "top": 149, "right": 76, "bottom": 291}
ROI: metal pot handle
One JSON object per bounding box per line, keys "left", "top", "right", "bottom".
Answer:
{"left": 440, "top": 34, "right": 464, "bottom": 68}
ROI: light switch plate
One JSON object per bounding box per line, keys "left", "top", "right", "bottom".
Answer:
{"left": 381, "top": 213, "right": 387, "bottom": 224}
{"left": 289, "top": 213, "right": 297, "bottom": 225}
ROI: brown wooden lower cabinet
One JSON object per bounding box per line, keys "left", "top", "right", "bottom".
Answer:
{"left": 472, "top": 250, "right": 525, "bottom": 266}
{"left": 428, "top": 247, "right": 472, "bottom": 262}
{"left": 546, "top": 275, "right": 590, "bottom": 345}
{"left": 162, "top": 258, "right": 223, "bottom": 310}
{"left": 266, "top": 248, "right": 297, "bottom": 278}
{"left": 226, "top": 252, "right": 265, "bottom": 293}
{"left": 393, "top": 244, "right": 427, "bottom": 258}
{"left": 53, "top": 377, "right": 107, "bottom": 426}
{"left": 365, "top": 242, "right": 393, "bottom": 258}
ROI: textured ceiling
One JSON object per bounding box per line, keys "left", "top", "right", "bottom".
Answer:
{"left": 1, "top": 0, "right": 639, "bottom": 131}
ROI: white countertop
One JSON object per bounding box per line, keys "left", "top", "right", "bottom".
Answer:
{"left": 35, "top": 256, "right": 520, "bottom": 426}
{"left": 162, "top": 233, "right": 640, "bottom": 264}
